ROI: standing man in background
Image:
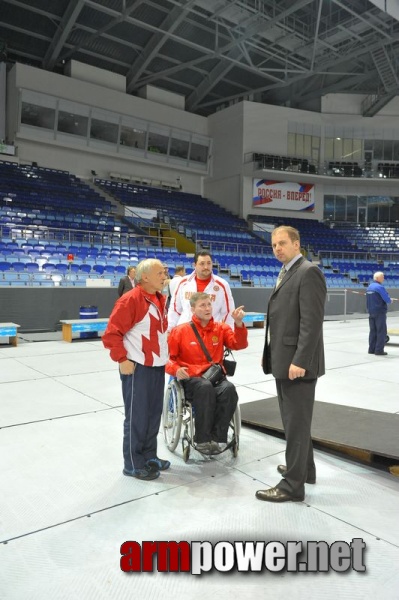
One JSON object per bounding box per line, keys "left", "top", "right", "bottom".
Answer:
{"left": 168, "top": 265, "right": 186, "bottom": 298}
{"left": 168, "top": 251, "right": 235, "bottom": 330}
{"left": 103, "top": 259, "right": 169, "bottom": 481}
{"left": 118, "top": 265, "right": 136, "bottom": 297}
{"left": 161, "top": 263, "right": 171, "bottom": 303}
{"left": 166, "top": 265, "right": 186, "bottom": 311}
{"left": 366, "top": 271, "right": 392, "bottom": 356}
{"left": 257, "top": 226, "right": 326, "bottom": 503}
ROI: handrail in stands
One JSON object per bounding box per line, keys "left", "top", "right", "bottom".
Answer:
{"left": 0, "top": 223, "right": 177, "bottom": 251}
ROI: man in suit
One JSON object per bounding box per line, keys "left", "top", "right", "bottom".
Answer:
{"left": 256, "top": 225, "right": 326, "bottom": 503}
{"left": 118, "top": 266, "right": 136, "bottom": 297}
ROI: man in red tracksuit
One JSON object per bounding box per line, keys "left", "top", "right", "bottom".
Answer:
{"left": 166, "top": 292, "right": 248, "bottom": 455}
{"left": 103, "top": 259, "right": 169, "bottom": 481}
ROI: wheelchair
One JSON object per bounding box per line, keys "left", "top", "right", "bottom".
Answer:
{"left": 162, "top": 378, "right": 241, "bottom": 462}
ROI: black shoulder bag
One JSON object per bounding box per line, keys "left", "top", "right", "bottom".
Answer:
{"left": 223, "top": 348, "right": 237, "bottom": 376}
{"left": 190, "top": 322, "right": 225, "bottom": 385}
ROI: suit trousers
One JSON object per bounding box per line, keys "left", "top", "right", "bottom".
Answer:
{"left": 368, "top": 312, "right": 387, "bottom": 354}
{"left": 120, "top": 363, "right": 165, "bottom": 471}
{"left": 276, "top": 378, "right": 316, "bottom": 497}
{"left": 182, "top": 377, "right": 238, "bottom": 443}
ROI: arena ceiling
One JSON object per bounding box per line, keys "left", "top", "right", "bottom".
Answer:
{"left": 1, "top": 0, "right": 399, "bottom": 116}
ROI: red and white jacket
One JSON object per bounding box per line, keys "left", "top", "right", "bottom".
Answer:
{"left": 102, "top": 286, "right": 168, "bottom": 366}
{"left": 167, "top": 272, "right": 235, "bottom": 331}
{"left": 166, "top": 314, "right": 248, "bottom": 378}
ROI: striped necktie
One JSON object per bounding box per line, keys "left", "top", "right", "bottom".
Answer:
{"left": 275, "top": 266, "right": 287, "bottom": 288}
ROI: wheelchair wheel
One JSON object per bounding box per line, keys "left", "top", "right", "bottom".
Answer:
{"left": 230, "top": 403, "right": 241, "bottom": 455}
{"left": 162, "top": 380, "right": 183, "bottom": 452}
{"left": 183, "top": 444, "right": 190, "bottom": 463}
{"left": 232, "top": 440, "right": 239, "bottom": 458}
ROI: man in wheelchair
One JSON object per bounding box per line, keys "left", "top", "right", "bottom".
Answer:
{"left": 166, "top": 292, "right": 248, "bottom": 455}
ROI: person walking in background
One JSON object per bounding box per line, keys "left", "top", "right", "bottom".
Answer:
{"left": 118, "top": 265, "right": 136, "bottom": 297}
{"left": 256, "top": 225, "right": 326, "bottom": 503}
{"left": 103, "top": 259, "right": 169, "bottom": 481}
{"left": 167, "top": 251, "right": 235, "bottom": 331}
{"left": 366, "top": 271, "right": 392, "bottom": 356}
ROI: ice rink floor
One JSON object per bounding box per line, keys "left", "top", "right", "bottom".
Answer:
{"left": 1, "top": 314, "right": 399, "bottom": 599}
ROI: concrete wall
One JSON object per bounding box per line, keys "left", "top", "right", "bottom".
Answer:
{"left": 0, "top": 63, "right": 6, "bottom": 141}
{"left": 206, "top": 96, "right": 399, "bottom": 222}
{"left": 12, "top": 138, "right": 204, "bottom": 194}
{"left": 205, "top": 103, "right": 244, "bottom": 215}
{"left": 0, "top": 288, "right": 119, "bottom": 331}
{"left": 10, "top": 63, "right": 207, "bottom": 134}
{"left": 6, "top": 63, "right": 208, "bottom": 192}
{"left": 5, "top": 61, "right": 399, "bottom": 221}
{"left": 65, "top": 60, "right": 126, "bottom": 93}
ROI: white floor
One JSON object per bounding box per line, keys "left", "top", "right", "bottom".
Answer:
{"left": 1, "top": 314, "right": 399, "bottom": 599}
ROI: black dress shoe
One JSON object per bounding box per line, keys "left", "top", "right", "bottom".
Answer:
{"left": 375, "top": 352, "right": 388, "bottom": 355}
{"left": 277, "top": 464, "right": 316, "bottom": 484}
{"left": 255, "top": 487, "right": 304, "bottom": 503}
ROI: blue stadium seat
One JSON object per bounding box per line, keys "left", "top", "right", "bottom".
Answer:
{"left": 93, "top": 264, "right": 105, "bottom": 275}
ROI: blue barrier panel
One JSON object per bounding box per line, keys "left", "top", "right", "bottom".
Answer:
{"left": 79, "top": 305, "right": 98, "bottom": 338}
{"left": 242, "top": 312, "right": 266, "bottom": 327}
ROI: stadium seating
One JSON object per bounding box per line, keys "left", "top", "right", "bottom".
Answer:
{"left": 2, "top": 163, "right": 398, "bottom": 290}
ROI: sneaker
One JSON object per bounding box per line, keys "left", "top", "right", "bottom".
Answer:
{"left": 146, "top": 457, "right": 171, "bottom": 471}
{"left": 123, "top": 466, "right": 160, "bottom": 480}
{"left": 210, "top": 441, "right": 222, "bottom": 454}
{"left": 196, "top": 442, "right": 212, "bottom": 455}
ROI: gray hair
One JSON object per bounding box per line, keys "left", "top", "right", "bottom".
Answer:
{"left": 135, "top": 258, "right": 163, "bottom": 282}
{"left": 373, "top": 271, "right": 384, "bottom": 281}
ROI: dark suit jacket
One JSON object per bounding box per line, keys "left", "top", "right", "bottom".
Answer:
{"left": 262, "top": 256, "right": 326, "bottom": 380}
{"left": 118, "top": 276, "right": 134, "bottom": 297}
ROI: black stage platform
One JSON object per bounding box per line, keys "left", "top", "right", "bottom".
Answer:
{"left": 241, "top": 398, "right": 399, "bottom": 465}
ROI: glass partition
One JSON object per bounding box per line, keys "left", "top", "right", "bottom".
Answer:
{"left": 148, "top": 125, "right": 170, "bottom": 155}
{"left": 190, "top": 135, "right": 209, "bottom": 163}
{"left": 18, "top": 89, "right": 211, "bottom": 171}
{"left": 21, "top": 103, "right": 55, "bottom": 130}
{"left": 120, "top": 116, "right": 147, "bottom": 150}
{"left": 324, "top": 194, "right": 399, "bottom": 223}
{"left": 170, "top": 132, "right": 189, "bottom": 160}
{"left": 57, "top": 100, "right": 89, "bottom": 138}
{"left": 20, "top": 90, "right": 56, "bottom": 131}
{"left": 90, "top": 109, "right": 119, "bottom": 145}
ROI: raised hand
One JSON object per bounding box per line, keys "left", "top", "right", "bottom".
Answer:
{"left": 231, "top": 305, "right": 245, "bottom": 325}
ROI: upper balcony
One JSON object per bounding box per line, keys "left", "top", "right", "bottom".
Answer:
{"left": 246, "top": 152, "right": 399, "bottom": 182}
